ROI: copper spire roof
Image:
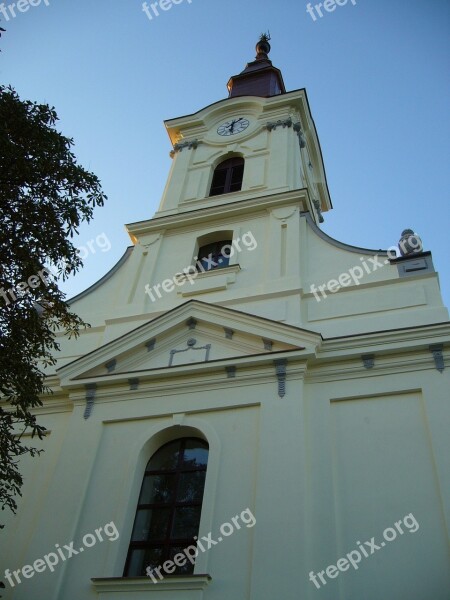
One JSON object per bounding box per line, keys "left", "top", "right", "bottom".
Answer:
{"left": 227, "top": 33, "right": 286, "bottom": 98}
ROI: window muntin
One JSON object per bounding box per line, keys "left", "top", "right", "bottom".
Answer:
{"left": 197, "top": 240, "right": 232, "bottom": 271}
{"left": 124, "top": 438, "right": 209, "bottom": 577}
{"left": 209, "top": 157, "right": 244, "bottom": 196}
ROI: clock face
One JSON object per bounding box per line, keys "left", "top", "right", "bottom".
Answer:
{"left": 217, "top": 117, "right": 250, "bottom": 136}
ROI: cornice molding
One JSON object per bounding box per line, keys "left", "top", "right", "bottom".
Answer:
{"left": 305, "top": 350, "right": 449, "bottom": 384}
{"left": 60, "top": 349, "right": 311, "bottom": 393}
{"left": 43, "top": 342, "right": 448, "bottom": 406}
{"left": 127, "top": 189, "right": 310, "bottom": 237}
{"left": 320, "top": 322, "right": 450, "bottom": 357}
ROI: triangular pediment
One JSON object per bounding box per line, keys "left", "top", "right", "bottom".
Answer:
{"left": 57, "top": 301, "right": 321, "bottom": 387}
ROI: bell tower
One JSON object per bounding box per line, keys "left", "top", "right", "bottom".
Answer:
{"left": 154, "top": 35, "right": 331, "bottom": 224}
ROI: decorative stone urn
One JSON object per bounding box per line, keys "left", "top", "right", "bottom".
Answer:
{"left": 398, "top": 229, "right": 423, "bottom": 256}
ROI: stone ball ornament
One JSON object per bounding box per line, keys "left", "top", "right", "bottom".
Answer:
{"left": 398, "top": 229, "right": 423, "bottom": 256}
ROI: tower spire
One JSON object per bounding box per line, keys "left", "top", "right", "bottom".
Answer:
{"left": 227, "top": 33, "right": 286, "bottom": 98}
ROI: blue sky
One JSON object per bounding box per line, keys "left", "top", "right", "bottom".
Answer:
{"left": 1, "top": 0, "right": 449, "bottom": 308}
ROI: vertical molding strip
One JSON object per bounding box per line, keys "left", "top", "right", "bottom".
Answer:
{"left": 274, "top": 359, "right": 287, "bottom": 398}
{"left": 84, "top": 384, "right": 97, "bottom": 419}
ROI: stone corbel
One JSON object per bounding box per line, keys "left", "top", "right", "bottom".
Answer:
{"left": 225, "top": 366, "right": 236, "bottom": 379}
{"left": 293, "top": 122, "right": 306, "bottom": 148}
{"left": 429, "top": 344, "right": 445, "bottom": 373}
{"left": 187, "top": 318, "right": 197, "bottom": 330}
{"left": 312, "top": 198, "right": 325, "bottom": 224}
{"left": 362, "top": 354, "right": 375, "bottom": 369}
{"left": 129, "top": 378, "right": 140, "bottom": 391}
{"left": 145, "top": 338, "right": 156, "bottom": 352}
{"left": 105, "top": 359, "right": 116, "bottom": 373}
{"left": 274, "top": 359, "right": 287, "bottom": 398}
{"left": 84, "top": 384, "right": 97, "bottom": 419}
{"left": 263, "top": 338, "right": 273, "bottom": 351}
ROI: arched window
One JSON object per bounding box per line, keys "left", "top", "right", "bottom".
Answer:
{"left": 209, "top": 157, "right": 244, "bottom": 196}
{"left": 124, "top": 437, "right": 209, "bottom": 577}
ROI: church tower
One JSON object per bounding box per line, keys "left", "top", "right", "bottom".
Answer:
{"left": 118, "top": 36, "right": 328, "bottom": 339}
{"left": 1, "top": 36, "right": 449, "bottom": 600}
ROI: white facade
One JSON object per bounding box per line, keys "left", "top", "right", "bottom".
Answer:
{"left": 1, "top": 55, "right": 449, "bottom": 600}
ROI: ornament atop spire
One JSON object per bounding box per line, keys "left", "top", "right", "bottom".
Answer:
{"left": 255, "top": 31, "right": 271, "bottom": 60}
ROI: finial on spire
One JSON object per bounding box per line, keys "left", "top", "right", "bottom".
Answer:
{"left": 256, "top": 31, "right": 271, "bottom": 60}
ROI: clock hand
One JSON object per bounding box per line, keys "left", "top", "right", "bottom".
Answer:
{"left": 233, "top": 118, "right": 244, "bottom": 131}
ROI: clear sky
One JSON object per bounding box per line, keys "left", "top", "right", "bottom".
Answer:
{"left": 1, "top": 0, "right": 449, "bottom": 308}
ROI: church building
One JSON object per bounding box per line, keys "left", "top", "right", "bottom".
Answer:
{"left": 1, "top": 36, "right": 449, "bottom": 600}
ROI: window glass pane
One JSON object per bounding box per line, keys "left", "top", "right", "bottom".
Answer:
{"left": 172, "top": 506, "right": 202, "bottom": 539}
{"left": 182, "top": 440, "right": 209, "bottom": 467}
{"left": 216, "top": 255, "right": 229, "bottom": 268}
{"left": 230, "top": 164, "right": 244, "bottom": 191}
{"left": 143, "top": 546, "right": 164, "bottom": 574}
{"left": 217, "top": 241, "right": 232, "bottom": 267}
{"left": 177, "top": 471, "right": 206, "bottom": 503}
{"left": 199, "top": 258, "right": 214, "bottom": 271}
{"left": 198, "top": 242, "right": 214, "bottom": 258}
{"left": 210, "top": 169, "right": 227, "bottom": 195}
{"left": 220, "top": 242, "right": 232, "bottom": 257}
{"left": 219, "top": 257, "right": 230, "bottom": 267}
{"left": 147, "top": 440, "right": 181, "bottom": 471}
{"left": 139, "top": 473, "right": 176, "bottom": 505}
{"left": 212, "top": 168, "right": 227, "bottom": 185}
{"left": 198, "top": 243, "right": 220, "bottom": 271}
{"left": 169, "top": 546, "right": 195, "bottom": 574}
{"left": 132, "top": 508, "right": 171, "bottom": 541}
{"left": 127, "top": 547, "right": 163, "bottom": 577}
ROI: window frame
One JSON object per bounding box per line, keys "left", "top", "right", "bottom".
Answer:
{"left": 196, "top": 239, "right": 233, "bottom": 272}
{"left": 209, "top": 157, "right": 244, "bottom": 196}
{"left": 123, "top": 437, "right": 209, "bottom": 577}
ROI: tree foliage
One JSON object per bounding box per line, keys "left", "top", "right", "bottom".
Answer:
{"left": 0, "top": 85, "right": 107, "bottom": 522}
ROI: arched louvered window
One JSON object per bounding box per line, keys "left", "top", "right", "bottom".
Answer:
{"left": 209, "top": 157, "right": 244, "bottom": 196}
{"left": 124, "top": 437, "right": 209, "bottom": 577}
